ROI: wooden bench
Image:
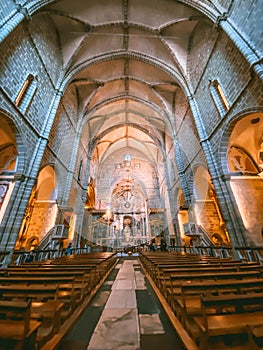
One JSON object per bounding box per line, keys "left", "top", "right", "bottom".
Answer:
{"left": 139, "top": 252, "right": 207, "bottom": 273}
{"left": 145, "top": 261, "right": 211, "bottom": 282}
{"left": 0, "top": 299, "right": 41, "bottom": 350}
{"left": 6, "top": 269, "right": 97, "bottom": 294}
{"left": 169, "top": 270, "right": 261, "bottom": 283}
{"left": 31, "top": 299, "right": 64, "bottom": 349}
{"left": 152, "top": 261, "right": 261, "bottom": 283}
{"left": 174, "top": 278, "right": 263, "bottom": 329}
{"left": 0, "top": 276, "right": 75, "bottom": 286}
{"left": 140, "top": 253, "right": 260, "bottom": 285}
{"left": 50, "top": 252, "right": 116, "bottom": 268}
{"left": 156, "top": 266, "right": 239, "bottom": 293}
{"left": 0, "top": 281, "right": 82, "bottom": 316}
{"left": 5, "top": 264, "right": 100, "bottom": 282}
{"left": 247, "top": 324, "right": 263, "bottom": 349}
{"left": 7, "top": 268, "right": 94, "bottom": 286}
{"left": 164, "top": 270, "right": 261, "bottom": 305}
{"left": 6, "top": 270, "right": 87, "bottom": 278}
{"left": 194, "top": 293, "right": 263, "bottom": 350}
{"left": 0, "top": 280, "right": 87, "bottom": 328}
{"left": 0, "top": 283, "right": 59, "bottom": 300}
{"left": 7, "top": 261, "right": 110, "bottom": 281}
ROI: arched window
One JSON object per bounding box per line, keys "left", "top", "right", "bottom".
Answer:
{"left": 15, "top": 74, "right": 37, "bottom": 113}
{"left": 210, "top": 79, "right": 230, "bottom": 116}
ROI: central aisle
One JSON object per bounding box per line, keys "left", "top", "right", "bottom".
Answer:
{"left": 88, "top": 259, "right": 140, "bottom": 349}
{"left": 58, "top": 257, "right": 185, "bottom": 350}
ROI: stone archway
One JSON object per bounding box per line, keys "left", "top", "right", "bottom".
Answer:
{"left": 17, "top": 165, "right": 58, "bottom": 250}
{"left": 227, "top": 113, "right": 263, "bottom": 245}
{"left": 0, "top": 115, "right": 18, "bottom": 224}
{"left": 193, "top": 166, "right": 229, "bottom": 245}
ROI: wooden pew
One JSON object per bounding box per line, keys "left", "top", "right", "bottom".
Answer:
{"left": 8, "top": 251, "right": 116, "bottom": 270}
{"left": 5, "top": 269, "right": 98, "bottom": 295}
{"left": 0, "top": 270, "right": 7, "bottom": 277}
{"left": 194, "top": 293, "right": 263, "bottom": 350}
{"left": 173, "top": 278, "right": 263, "bottom": 329}
{"left": 4, "top": 252, "right": 117, "bottom": 299}
{"left": 4, "top": 275, "right": 90, "bottom": 301}
{"left": 139, "top": 251, "right": 260, "bottom": 282}
{"left": 0, "top": 284, "right": 59, "bottom": 301}
{"left": 31, "top": 299, "right": 64, "bottom": 349}
{"left": 5, "top": 264, "right": 100, "bottom": 284}
{"left": 169, "top": 270, "right": 261, "bottom": 283}
{"left": 5, "top": 265, "right": 94, "bottom": 271}
{"left": 8, "top": 257, "right": 114, "bottom": 282}
{"left": 0, "top": 290, "right": 65, "bottom": 349}
{"left": 50, "top": 252, "right": 116, "bottom": 267}
{"left": 164, "top": 270, "right": 261, "bottom": 305}
{"left": 139, "top": 251, "right": 205, "bottom": 273}
{"left": 6, "top": 270, "right": 87, "bottom": 278}
{"left": 0, "top": 299, "right": 41, "bottom": 350}
{"left": 140, "top": 254, "right": 263, "bottom": 304}
{"left": 0, "top": 251, "right": 117, "bottom": 349}
{"left": 156, "top": 265, "right": 239, "bottom": 292}
{"left": 0, "top": 282, "right": 80, "bottom": 317}
{"left": 247, "top": 324, "right": 263, "bottom": 349}
{"left": 144, "top": 261, "right": 211, "bottom": 281}
{"left": 42, "top": 265, "right": 103, "bottom": 283}
{"left": 0, "top": 281, "right": 87, "bottom": 331}
{"left": 0, "top": 276, "right": 75, "bottom": 286}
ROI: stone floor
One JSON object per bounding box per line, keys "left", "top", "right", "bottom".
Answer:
{"left": 57, "top": 257, "right": 185, "bottom": 350}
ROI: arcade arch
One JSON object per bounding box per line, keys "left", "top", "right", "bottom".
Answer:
{"left": 227, "top": 113, "right": 263, "bottom": 245}
{"left": 0, "top": 115, "right": 18, "bottom": 224}
{"left": 193, "top": 166, "right": 230, "bottom": 246}
{"left": 16, "top": 165, "right": 58, "bottom": 250}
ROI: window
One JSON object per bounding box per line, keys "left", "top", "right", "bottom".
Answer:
{"left": 78, "top": 159, "right": 83, "bottom": 181}
{"left": 210, "top": 79, "right": 230, "bottom": 116}
{"left": 124, "top": 154, "right": 131, "bottom": 162}
{"left": 15, "top": 74, "right": 37, "bottom": 113}
{"left": 124, "top": 154, "right": 131, "bottom": 167}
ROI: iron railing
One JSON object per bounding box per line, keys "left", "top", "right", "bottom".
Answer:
{"left": 1, "top": 245, "right": 263, "bottom": 267}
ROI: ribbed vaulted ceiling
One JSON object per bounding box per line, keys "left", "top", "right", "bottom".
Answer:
{"left": 36, "top": 0, "right": 208, "bottom": 168}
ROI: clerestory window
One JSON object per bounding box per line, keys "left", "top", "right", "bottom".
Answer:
{"left": 15, "top": 74, "right": 37, "bottom": 113}
{"left": 210, "top": 79, "right": 230, "bottom": 116}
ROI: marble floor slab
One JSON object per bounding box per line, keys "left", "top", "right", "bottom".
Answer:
{"left": 112, "top": 279, "right": 135, "bottom": 290}
{"left": 135, "top": 278, "right": 146, "bottom": 290}
{"left": 134, "top": 270, "right": 146, "bottom": 290}
{"left": 87, "top": 308, "right": 140, "bottom": 350}
{"left": 139, "top": 314, "right": 165, "bottom": 335}
{"left": 116, "top": 272, "right": 135, "bottom": 280}
{"left": 105, "top": 289, "right": 137, "bottom": 309}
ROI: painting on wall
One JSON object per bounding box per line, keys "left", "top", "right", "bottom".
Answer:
{"left": 0, "top": 143, "right": 17, "bottom": 172}
{"left": 228, "top": 146, "right": 259, "bottom": 174}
